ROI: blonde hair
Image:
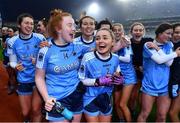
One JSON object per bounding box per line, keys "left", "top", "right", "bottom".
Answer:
{"left": 130, "top": 22, "right": 145, "bottom": 33}
{"left": 96, "top": 28, "right": 115, "bottom": 41}
{"left": 112, "top": 23, "right": 124, "bottom": 31}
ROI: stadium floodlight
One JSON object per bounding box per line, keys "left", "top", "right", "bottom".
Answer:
{"left": 87, "top": 2, "right": 100, "bottom": 15}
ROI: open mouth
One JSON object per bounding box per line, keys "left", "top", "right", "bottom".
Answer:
{"left": 134, "top": 35, "right": 142, "bottom": 40}
{"left": 25, "top": 28, "right": 33, "bottom": 34}
{"left": 69, "top": 33, "right": 74, "bottom": 39}
{"left": 98, "top": 45, "right": 106, "bottom": 50}
{"left": 135, "top": 35, "right": 141, "bottom": 38}
{"left": 86, "top": 29, "right": 93, "bottom": 33}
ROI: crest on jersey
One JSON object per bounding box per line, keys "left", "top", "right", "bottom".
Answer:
{"left": 38, "top": 52, "right": 44, "bottom": 61}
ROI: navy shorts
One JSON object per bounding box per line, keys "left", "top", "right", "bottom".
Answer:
{"left": 84, "top": 93, "right": 113, "bottom": 116}
{"left": 17, "top": 82, "right": 35, "bottom": 95}
{"left": 135, "top": 69, "right": 143, "bottom": 81}
{"left": 46, "top": 82, "right": 86, "bottom": 121}
{"left": 114, "top": 85, "right": 123, "bottom": 92}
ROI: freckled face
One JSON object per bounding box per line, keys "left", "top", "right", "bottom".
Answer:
{"left": 61, "top": 16, "right": 76, "bottom": 43}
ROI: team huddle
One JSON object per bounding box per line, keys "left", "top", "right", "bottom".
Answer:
{"left": 1, "top": 8, "right": 180, "bottom": 122}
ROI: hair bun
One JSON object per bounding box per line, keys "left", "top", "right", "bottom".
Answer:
{"left": 50, "top": 9, "right": 63, "bottom": 18}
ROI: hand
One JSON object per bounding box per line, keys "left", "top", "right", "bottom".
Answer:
{"left": 113, "top": 73, "right": 124, "bottom": 85}
{"left": 175, "top": 47, "right": 180, "bottom": 57}
{"left": 40, "top": 41, "right": 50, "bottom": 48}
{"left": 45, "top": 97, "right": 56, "bottom": 112}
{"left": 30, "top": 57, "right": 36, "bottom": 65}
{"left": 121, "top": 35, "right": 131, "bottom": 48}
{"left": 95, "top": 75, "right": 113, "bottom": 86}
{"left": 15, "top": 62, "right": 25, "bottom": 71}
{"left": 146, "top": 42, "right": 160, "bottom": 51}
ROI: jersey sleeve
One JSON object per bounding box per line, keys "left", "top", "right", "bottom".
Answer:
{"left": 78, "top": 54, "right": 88, "bottom": 80}
{"left": 143, "top": 42, "right": 154, "bottom": 58}
{"left": 7, "top": 37, "right": 17, "bottom": 55}
{"left": 36, "top": 47, "right": 49, "bottom": 69}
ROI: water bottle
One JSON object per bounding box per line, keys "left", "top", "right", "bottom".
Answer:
{"left": 54, "top": 101, "right": 73, "bottom": 121}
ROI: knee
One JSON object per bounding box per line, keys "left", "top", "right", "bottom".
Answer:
{"left": 156, "top": 112, "right": 167, "bottom": 122}
{"left": 32, "top": 105, "right": 42, "bottom": 115}
{"left": 22, "top": 109, "right": 30, "bottom": 118}
{"left": 119, "top": 102, "right": 127, "bottom": 110}
{"left": 169, "top": 109, "right": 176, "bottom": 118}
{"left": 139, "top": 110, "right": 150, "bottom": 120}
{"left": 114, "top": 101, "right": 120, "bottom": 108}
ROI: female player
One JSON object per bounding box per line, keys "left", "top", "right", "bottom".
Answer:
{"left": 7, "top": 13, "right": 46, "bottom": 122}
{"left": 74, "top": 16, "right": 96, "bottom": 50}
{"left": 137, "top": 23, "right": 180, "bottom": 122}
{"left": 129, "top": 22, "right": 153, "bottom": 118}
{"left": 169, "top": 23, "right": 180, "bottom": 122}
{"left": 35, "top": 10, "right": 90, "bottom": 122}
{"left": 79, "top": 28, "right": 123, "bottom": 122}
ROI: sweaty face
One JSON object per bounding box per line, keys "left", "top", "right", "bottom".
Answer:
{"left": 173, "top": 26, "right": 180, "bottom": 42}
{"left": 113, "top": 25, "right": 124, "bottom": 41}
{"left": 60, "top": 16, "right": 76, "bottom": 43}
{"left": 19, "top": 17, "right": 34, "bottom": 35}
{"left": 81, "top": 17, "right": 95, "bottom": 37}
{"left": 131, "top": 25, "right": 144, "bottom": 41}
{"left": 96, "top": 30, "right": 113, "bottom": 56}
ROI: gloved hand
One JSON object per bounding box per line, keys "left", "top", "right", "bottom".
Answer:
{"left": 169, "top": 84, "right": 179, "bottom": 99}
{"left": 113, "top": 74, "right": 124, "bottom": 85}
{"left": 95, "top": 76, "right": 113, "bottom": 86}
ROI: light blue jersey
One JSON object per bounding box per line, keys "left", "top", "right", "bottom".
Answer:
{"left": 79, "top": 51, "right": 120, "bottom": 106}
{"left": 36, "top": 39, "right": 90, "bottom": 100}
{"left": 74, "top": 36, "right": 96, "bottom": 50}
{"left": 117, "top": 46, "right": 137, "bottom": 85}
{"left": 142, "top": 41, "right": 173, "bottom": 94}
{"left": 7, "top": 33, "right": 45, "bottom": 83}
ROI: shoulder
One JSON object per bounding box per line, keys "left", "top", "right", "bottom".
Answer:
{"left": 82, "top": 52, "right": 95, "bottom": 62}
{"left": 112, "top": 53, "right": 119, "bottom": 60}
{"left": 73, "top": 41, "right": 90, "bottom": 50}
{"left": 7, "top": 35, "right": 19, "bottom": 47}
{"left": 141, "top": 37, "right": 154, "bottom": 44}
{"left": 143, "top": 42, "right": 153, "bottom": 51}
{"left": 73, "top": 36, "right": 81, "bottom": 42}
{"left": 167, "top": 41, "right": 173, "bottom": 48}
{"left": 32, "top": 33, "right": 46, "bottom": 40}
